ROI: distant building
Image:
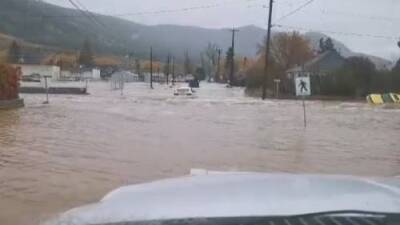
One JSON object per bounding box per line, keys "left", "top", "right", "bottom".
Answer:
{"left": 14, "top": 64, "right": 102, "bottom": 82}
{"left": 14, "top": 64, "right": 61, "bottom": 81}
{"left": 82, "top": 68, "right": 101, "bottom": 80}
{"left": 287, "top": 50, "right": 345, "bottom": 79}
{"left": 286, "top": 50, "right": 345, "bottom": 95}
{"left": 111, "top": 71, "right": 140, "bottom": 83}
{"left": 143, "top": 73, "right": 165, "bottom": 83}
{"left": 59, "top": 71, "right": 81, "bottom": 81}
{"left": 60, "top": 68, "right": 101, "bottom": 81}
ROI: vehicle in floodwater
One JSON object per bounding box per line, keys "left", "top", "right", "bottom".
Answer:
{"left": 174, "top": 86, "right": 194, "bottom": 96}
{"left": 22, "top": 73, "right": 41, "bottom": 82}
{"left": 44, "top": 171, "right": 400, "bottom": 225}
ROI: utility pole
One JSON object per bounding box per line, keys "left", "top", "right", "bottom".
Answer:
{"left": 229, "top": 28, "right": 239, "bottom": 86}
{"left": 216, "top": 48, "right": 221, "bottom": 82}
{"left": 150, "top": 47, "right": 153, "bottom": 89}
{"left": 166, "top": 53, "right": 170, "bottom": 85}
{"left": 262, "top": 0, "right": 274, "bottom": 100}
{"left": 184, "top": 49, "right": 189, "bottom": 76}
{"left": 23, "top": 0, "right": 28, "bottom": 38}
{"left": 172, "top": 56, "right": 175, "bottom": 85}
{"left": 43, "top": 75, "right": 51, "bottom": 104}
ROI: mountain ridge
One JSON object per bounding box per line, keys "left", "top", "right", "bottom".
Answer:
{"left": 0, "top": 0, "right": 392, "bottom": 68}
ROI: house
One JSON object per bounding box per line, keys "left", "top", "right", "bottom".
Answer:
{"left": 14, "top": 64, "right": 103, "bottom": 82}
{"left": 14, "top": 64, "right": 61, "bottom": 81}
{"left": 287, "top": 50, "right": 345, "bottom": 79}
{"left": 143, "top": 72, "right": 165, "bottom": 83}
{"left": 81, "top": 68, "right": 101, "bottom": 80}
{"left": 111, "top": 71, "right": 140, "bottom": 83}
{"left": 286, "top": 50, "right": 345, "bottom": 94}
{"left": 59, "top": 68, "right": 101, "bottom": 81}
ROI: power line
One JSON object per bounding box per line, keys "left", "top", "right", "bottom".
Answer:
{"left": 66, "top": 0, "right": 128, "bottom": 51}
{"left": 274, "top": 24, "right": 398, "bottom": 40}
{"left": 275, "top": 0, "right": 315, "bottom": 23}
{"left": 105, "top": 0, "right": 262, "bottom": 17}
{"left": 1, "top": 0, "right": 264, "bottom": 18}
{"left": 73, "top": 0, "right": 107, "bottom": 27}
{"left": 67, "top": 0, "right": 98, "bottom": 26}
{"left": 66, "top": 0, "right": 110, "bottom": 36}
{"left": 321, "top": 9, "right": 400, "bottom": 23}
{"left": 150, "top": 46, "right": 153, "bottom": 89}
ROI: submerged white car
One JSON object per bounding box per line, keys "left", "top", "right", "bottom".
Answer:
{"left": 174, "top": 87, "right": 193, "bottom": 96}
{"left": 44, "top": 171, "right": 400, "bottom": 225}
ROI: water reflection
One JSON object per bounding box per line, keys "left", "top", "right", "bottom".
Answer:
{"left": 0, "top": 109, "right": 20, "bottom": 147}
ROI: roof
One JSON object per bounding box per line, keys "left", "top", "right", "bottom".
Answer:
{"left": 287, "top": 50, "right": 345, "bottom": 74}
{"left": 13, "top": 64, "right": 59, "bottom": 68}
{"left": 46, "top": 172, "right": 400, "bottom": 225}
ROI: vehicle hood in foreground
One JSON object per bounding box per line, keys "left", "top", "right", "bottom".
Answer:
{"left": 45, "top": 172, "right": 400, "bottom": 225}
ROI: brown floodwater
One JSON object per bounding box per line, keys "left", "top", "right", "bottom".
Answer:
{"left": 0, "top": 82, "right": 399, "bottom": 225}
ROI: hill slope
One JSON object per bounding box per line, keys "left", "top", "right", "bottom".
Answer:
{"left": 0, "top": 0, "right": 266, "bottom": 62}
{"left": 0, "top": 0, "right": 392, "bottom": 68}
{"left": 305, "top": 32, "right": 392, "bottom": 70}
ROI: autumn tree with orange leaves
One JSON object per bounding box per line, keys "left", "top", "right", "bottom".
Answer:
{"left": 247, "top": 31, "right": 314, "bottom": 94}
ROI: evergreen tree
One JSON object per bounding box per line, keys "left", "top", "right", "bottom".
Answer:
{"left": 224, "top": 47, "right": 234, "bottom": 82}
{"left": 184, "top": 50, "right": 193, "bottom": 75}
{"left": 78, "top": 39, "right": 94, "bottom": 67}
{"left": 393, "top": 58, "right": 400, "bottom": 72}
{"left": 225, "top": 47, "right": 234, "bottom": 70}
{"left": 319, "top": 38, "right": 336, "bottom": 53}
{"left": 395, "top": 42, "right": 400, "bottom": 72}
{"left": 135, "top": 59, "right": 141, "bottom": 75}
{"left": 7, "top": 40, "right": 21, "bottom": 64}
{"left": 325, "top": 38, "right": 335, "bottom": 51}
{"left": 318, "top": 38, "right": 326, "bottom": 53}
{"left": 195, "top": 67, "right": 206, "bottom": 81}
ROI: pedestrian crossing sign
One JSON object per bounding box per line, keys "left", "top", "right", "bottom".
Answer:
{"left": 295, "top": 77, "right": 311, "bottom": 96}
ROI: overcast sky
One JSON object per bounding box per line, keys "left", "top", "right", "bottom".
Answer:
{"left": 46, "top": 0, "right": 400, "bottom": 61}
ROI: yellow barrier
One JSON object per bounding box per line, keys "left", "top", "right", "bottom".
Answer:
{"left": 390, "top": 93, "right": 400, "bottom": 103}
{"left": 367, "top": 93, "right": 400, "bottom": 104}
{"left": 367, "top": 94, "right": 384, "bottom": 104}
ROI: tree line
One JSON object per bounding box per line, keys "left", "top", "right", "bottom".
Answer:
{"left": 4, "top": 33, "right": 399, "bottom": 97}
{"left": 244, "top": 31, "right": 400, "bottom": 97}
{"left": 319, "top": 57, "right": 400, "bottom": 97}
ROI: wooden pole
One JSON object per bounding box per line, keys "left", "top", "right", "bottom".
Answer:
{"left": 44, "top": 76, "right": 49, "bottom": 104}
{"left": 229, "top": 28, "right": 239, "bottom": 85}
{"left": 150, "top": 47, "right": 153, "bottom": 89}
{"left": 302, "top": 95, "right": 307, "bottom": 127}
{"left": 262, "top": 0, "right": 274, "bottom": 100}
{"left": 172, "top": 56, "right": 175, "bottom": 85}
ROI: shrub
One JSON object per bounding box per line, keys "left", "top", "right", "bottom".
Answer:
{"left": 0, "top": 63, "right": 21, "bottom": 100}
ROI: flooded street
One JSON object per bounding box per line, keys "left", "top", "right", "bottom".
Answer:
{"left": 1, "top": 82, "right": 400, "bottom": 225}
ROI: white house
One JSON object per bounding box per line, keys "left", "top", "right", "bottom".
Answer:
{"left": 111, "top": 71, "right": 139, "bottom": 83}
{"left": 60, "top": 68, "right": 101, "bottom": 81}
{"left": 143, "top": 72, "right": 165, "bottom": 83}
{"left": 81, "top": 68, "right": 101, "bottom": 80}
{"left": 15, "top": 64, "right": 61, "bottom": 81}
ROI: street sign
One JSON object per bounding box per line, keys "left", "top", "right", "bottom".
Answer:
{"left": 273, "top": 79, "right": 281, "bottom": 98}
{"left": 295, "top": 77, "right": 311, "bottom": 96}
{"left": 295, "top": 76, "right": 310, "bottom": 128}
